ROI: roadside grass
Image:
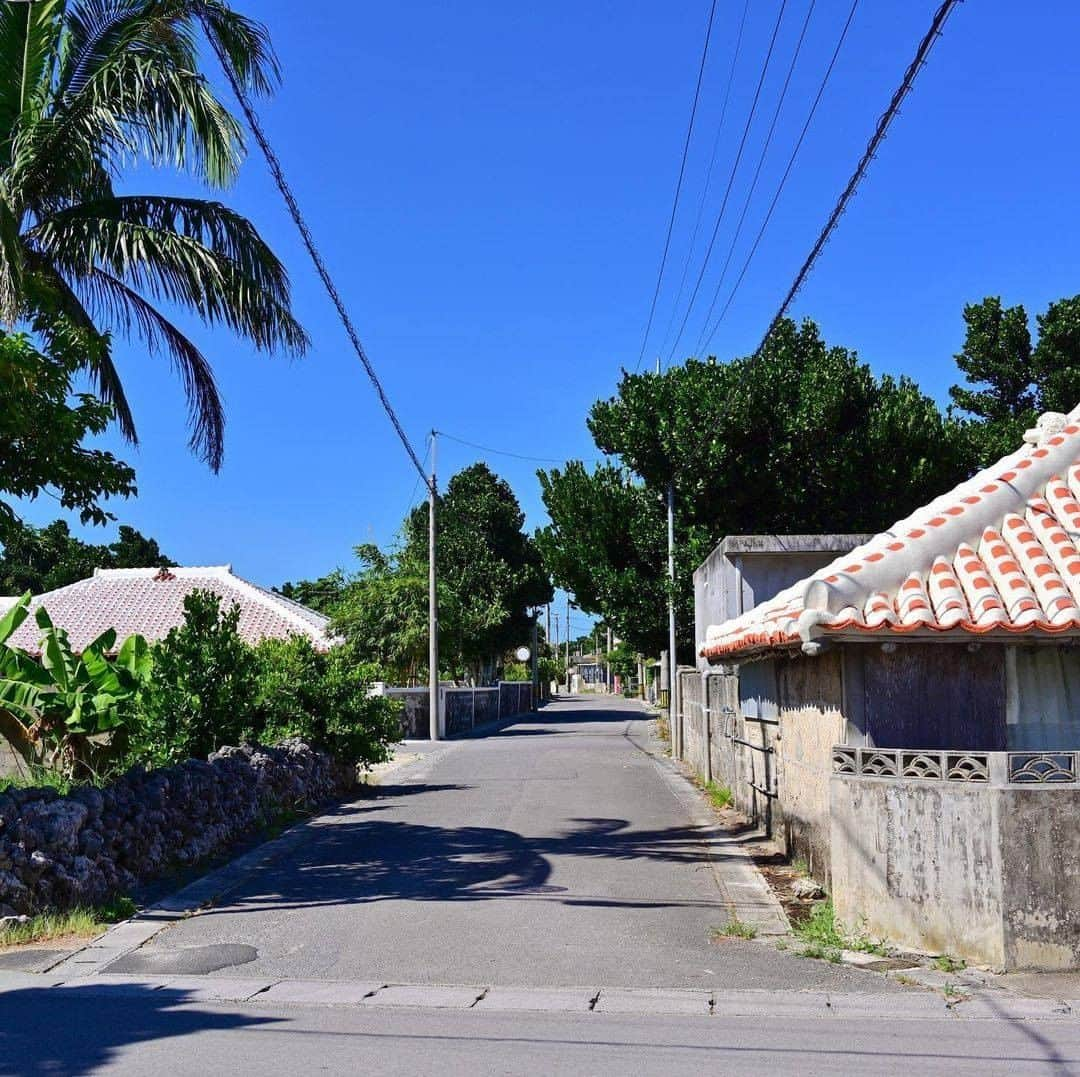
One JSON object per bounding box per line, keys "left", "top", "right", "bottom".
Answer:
{"left": 702, "top": 781, "right": 734, "bottom": 810}
{"left": 793, "top": 900, "right": 887, "bottom": 963}
{"left": 655, "top": 717, "right": 671, "bottom": 745}
{"left": 0, "top": 767, "right": 74, "bottom": 796}
{"left": 0, "top": 897, "right": 136, "bottom": 948}
{"left": 933, "top": 954, "right": 966, "bottom": 973}
{"left": 711, "top": 916, "right": 757, "bottom": 941}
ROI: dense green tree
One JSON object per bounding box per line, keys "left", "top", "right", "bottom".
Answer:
{"left": 540, "top": 318, "right": 977, "bottom": 658}
{"left": 276, "top": 571, "right": 348, "bottom": 616}
{"left": 1, "top": 0, "right": 306, "bottom": 470}
{"left": 950, "top": 295, "right": 1080, "bottom": 464}
{"left": 136, "top": 590, "right": 259, "bottom": 762}
{"left": 0, "top": 518, "right": 172, "bottom": 594}
{"left": 330, "top": 545, "right": 430, "bottom": 684}
{"left": 329, "top": 464, "right": 552, "bottom": 683}
{"left": 537, "top": 463, "right": 675, "bottom": 656}
{"left": 0, "top": 327, "right": 135, "bottom": 536}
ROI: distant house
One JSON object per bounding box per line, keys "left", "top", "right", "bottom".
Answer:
{"left": 3, "top": 565, "right": 332, "bottom": 654}
{"left": 687, "top": 409, "right": 1080, "bottom": 969}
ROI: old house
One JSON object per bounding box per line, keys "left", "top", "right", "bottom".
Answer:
{"left": 691, "top": 411, "right": 1080, "bottom": 969}
{"left": 3, "top": 565, "right": 332, "bottom": 653}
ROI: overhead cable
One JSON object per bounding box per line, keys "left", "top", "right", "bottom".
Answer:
{"left": 699, "top": 0, "right": 860, "bottom": 352}
{"left": 655, "top": 0, "right": 751, "bottom": 364}
{"left": 200, "top": 14, "right": 432, "bottom": 491}
{"left": 753, "top": 0, "right": 963, "bottom": 356}
{"left": 692, "top": 0, "right": 817, "bottom": 355}
{"left": 664, "top": 0, "right": 790, "bottom": 366}
{"left": 633, "top": 0, "right": 719, "bottom": 373}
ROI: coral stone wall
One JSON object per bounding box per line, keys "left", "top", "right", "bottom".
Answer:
{"left": 0, "top": 741, "right": 353, "bottom": 916}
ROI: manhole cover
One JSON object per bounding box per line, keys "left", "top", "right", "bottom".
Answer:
{"left": 109, "top": 943, "right": 258, "bottom": 975}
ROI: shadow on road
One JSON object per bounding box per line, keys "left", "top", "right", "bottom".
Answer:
{"left": 207, "top": 804, "right": 754, "bottom": 916}
{"left": 0, "top": 984, "right": 280, "bottom": 1076}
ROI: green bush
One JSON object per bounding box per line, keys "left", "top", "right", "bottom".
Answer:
{"left": 134, "top": 590, "right": 259, "bottom": 764}
{"left": 253, "top": 637, "right": 401, "bottom": 766}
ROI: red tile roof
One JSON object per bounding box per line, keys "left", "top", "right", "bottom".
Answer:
{"left": 3, "top": 566, "right": 331, "bottom": 655}
{"left": 700, "top": 411, "right": 1080, "bottom": 661}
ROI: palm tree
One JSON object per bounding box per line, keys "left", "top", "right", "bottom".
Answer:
{"left": 0, "top": 0, "right": 308, "bottom": 471}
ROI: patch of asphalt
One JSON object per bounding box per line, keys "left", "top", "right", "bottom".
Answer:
{"left": 45, "top": 744, "right": 461, "bottom": 980}
{"left": 626, "top": 719, "right": 789, "bottom": 937}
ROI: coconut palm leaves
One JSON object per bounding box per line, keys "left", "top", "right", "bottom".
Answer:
{"left": 1, "top": 0, "right": 308, "bottom": 470}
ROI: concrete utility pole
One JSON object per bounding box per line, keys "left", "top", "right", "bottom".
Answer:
{"left": 565, "top": 595, "right": 571, "bottom": 693}
{"left": 531, "top": 613, "right": 539, "bottom": 701}
{"left": 667, "top": 481, "right": 679, "bottom": 758}
{"left": 606, "top": 626, "right": 613, "bottom": 693}
{"left": 428, "top": 431, "right": 439, "bottom": 741}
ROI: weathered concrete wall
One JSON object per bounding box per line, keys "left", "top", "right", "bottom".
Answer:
{"left": 694, "top": 534, "right": 872, "bottom": 670}
{"left": 831, "top": 774, "right": 1080, "bottom": 970}
{"left": 831, "top": 774, "right": 1005, "bottom": 965}
{"left": 1000, "top": 787, "right": 1080, "bottom": 969}
{"left": 776, "top": 650, "right": 845, "bottom": 881}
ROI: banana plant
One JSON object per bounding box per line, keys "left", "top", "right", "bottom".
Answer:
{"left": 0, "top": 595, "right": 152, "bottom": 778}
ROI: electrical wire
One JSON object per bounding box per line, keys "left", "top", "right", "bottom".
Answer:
{"left": 200, "top": 12, "right": 432, "bottom": 492}
{"left": 753, "top": 0, "right": 963, "bottom": 356}
{"left": 654, "top": 0, "right": 752, "bottom": 365}
{"left": 691, "top": 0, "right": 817, "bottom": 355}
{"left": 698, "top": 0, "right": 860, "bottom": 351}
{"left": 633, "top": 0, "right": 719, "bottom": 373}
{"left": 664, "top": 0, "right": 789, "bottom": 367}
{"left": 435, "top": 430, "right": 608, "bottom": 468}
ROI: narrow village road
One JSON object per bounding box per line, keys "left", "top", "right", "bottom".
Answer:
{"left": 5, "top": 696, "right": 1080, "bottom": 1074}
{"left": 108, "top": 695, "right": 882, "bottom": 992}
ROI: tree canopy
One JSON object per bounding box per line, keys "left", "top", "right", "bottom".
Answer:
{"left": 949, "top": 295, "right": 1080, "bottom": 464}
{"left": 0, "top": 0, "right": 306, "bottom": 470}
{"left": 0, "top": 517, "right": 173, "bottom": 595}
{"left": 290, "top": 464, "right": 552, "bottom": 684}
{"left": 538, "top": 306, "right": 1080, "bottom": 659}
{"left": 0, "top": 327, "right": 135, "bottom": 537}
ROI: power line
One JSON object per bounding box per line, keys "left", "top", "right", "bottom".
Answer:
{"left": 200, "top": 15, "right": 431, "bottom": 492}
{"left": 633, "top": 0, "right": 719, "bottom": 373}
{"left": 664, "top": 0, "right": 789, "bottom": 367}
{"left": 753, "top": 0, "right": 962, "bottom": 356}
{"left": 435, "top": 430, "right": 607, "bottom": 468}
{"left": 655, "top": 0, "right": 751, "bottom": 364}
{"left": 692, "top": 0, "right": 817, "bottom": 355}
{"left": 699, "top": 0, "right": 860, "bottom": 351}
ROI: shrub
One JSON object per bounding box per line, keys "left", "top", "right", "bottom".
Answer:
{"left": 253, "top": 637, "right": 401, "bottom": 767}
{"left": 135, "top": 590, "right": 259, "bottom": 763}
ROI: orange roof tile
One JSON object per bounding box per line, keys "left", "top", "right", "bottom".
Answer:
{"left": 700, "top": 411, "right": 1080, "bottom": 660}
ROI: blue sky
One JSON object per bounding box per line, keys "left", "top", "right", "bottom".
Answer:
{"left": 24, "top": 0, "right": 1080, "bottom": 637}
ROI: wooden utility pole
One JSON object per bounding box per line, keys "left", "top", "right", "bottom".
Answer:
{"left": 428, "top": 431, "right": 439, "bottom": 740}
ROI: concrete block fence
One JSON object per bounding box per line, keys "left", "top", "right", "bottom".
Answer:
{"left": 373, "top": 681, "right": 537, "bottom": 740}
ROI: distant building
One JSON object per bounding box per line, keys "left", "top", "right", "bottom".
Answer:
{"left": 3, "top": 565, "right": 331, "bottom": 654}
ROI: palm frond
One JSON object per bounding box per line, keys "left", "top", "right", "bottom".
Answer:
{"left": 23, "top": 252, "right": 138, "bottom": 444}
{"left": 30, "top": 194, "right": 309, "bottom": 354}
{"left": 197, "top": 0, "right": 280, "bottom": 97}
{"left": 78, "top": 267, "right": 227, "bottom": 470}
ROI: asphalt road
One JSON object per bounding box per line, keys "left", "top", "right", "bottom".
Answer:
{"left": 110, "top": 695, "right": 885, "bottom": 991}
{"left": 2, "top": 982, "right": 1078, "bottom": 1076}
